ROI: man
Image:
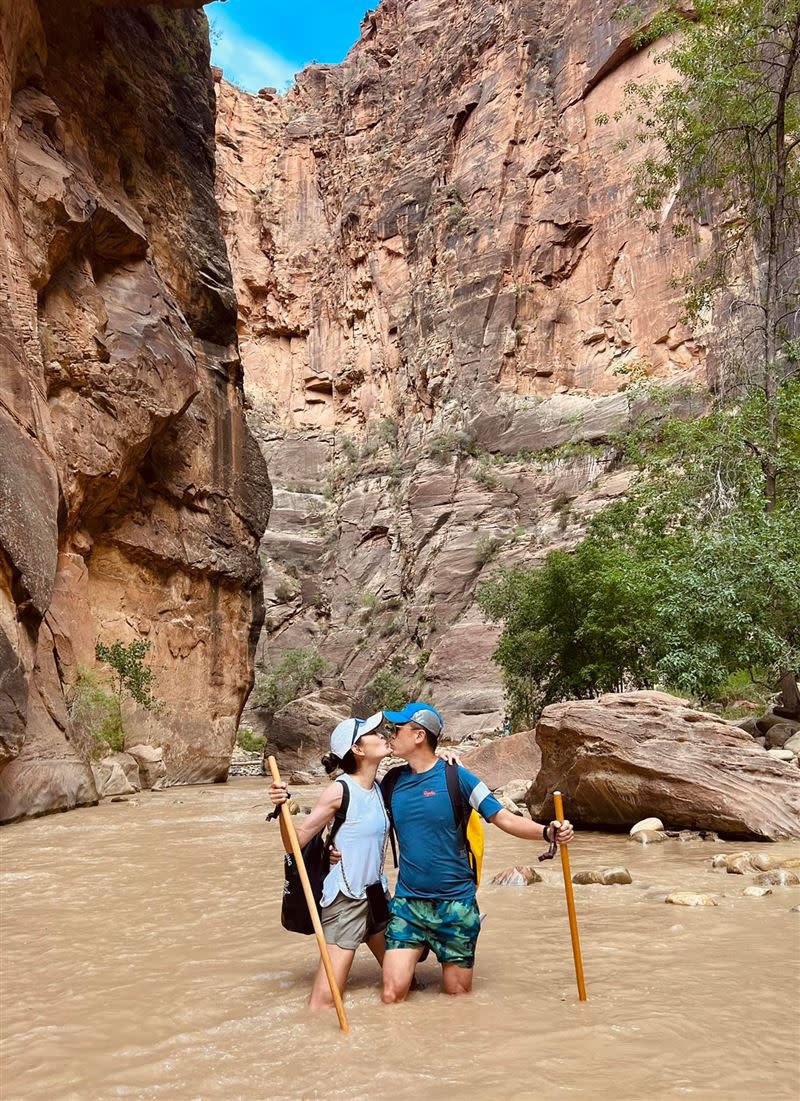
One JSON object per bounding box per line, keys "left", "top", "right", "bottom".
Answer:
{"left": 379, "top": 701, "right": 573, "bottom": 1003}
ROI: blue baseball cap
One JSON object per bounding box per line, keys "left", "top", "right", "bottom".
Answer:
{"left": 383, "top": 702, "right": 444, "bottom": 738}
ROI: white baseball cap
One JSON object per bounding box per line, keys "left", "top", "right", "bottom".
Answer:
{"left": 330, "top": 712, "right": 384, "bottom": 759}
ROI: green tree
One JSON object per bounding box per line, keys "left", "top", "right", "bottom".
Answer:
{"left": 95, "top": 639, "right": 159, "bottom": 713}
{"left": 478, "top": 382, "right": 800, "bottom": 727}
{"left": 253, "top": 649, "right": 326, "bottom": 714}
{"left": 604, "top": 0, "right": 800, "bottom": 507}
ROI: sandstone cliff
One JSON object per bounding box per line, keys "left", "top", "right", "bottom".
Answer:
{"left": 214, "top": 0, "right": 705, "bottom": 740}
{"left": 0, "top": 0, "right": 270, "bottom": 821}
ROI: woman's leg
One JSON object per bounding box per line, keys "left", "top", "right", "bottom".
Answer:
{"left": 308, "top": 945, "right": 356, "bottom": 1009}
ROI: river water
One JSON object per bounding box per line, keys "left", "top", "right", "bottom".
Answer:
{"left": 2, "top": 777, "right": 799, "bottom": 1100}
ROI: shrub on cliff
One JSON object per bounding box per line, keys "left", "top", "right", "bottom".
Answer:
{"left": 70, "top": 640, "right": 160, "bottom": 759}
{"left": 362, "top": 670, "right": 414, "bottom": 713}
{"left": 253, "top": 649, "right": 326, "bottom": 715}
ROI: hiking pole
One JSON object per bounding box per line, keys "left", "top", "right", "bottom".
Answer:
{"left": 267, "top": 755, "right": 350, "bottom": 1033}
{"left": 553, "top": 791, "right": 587, "bottom": 1002}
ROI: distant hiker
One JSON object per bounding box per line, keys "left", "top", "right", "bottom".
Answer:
{"left": 502, "top": 714, "right": 512, "bottom": 737}
{"left": 378, "top": 701, "right": 573, "bottom": 1003}
{"left": 268, "top": 713, "right": 392, "bottom": 1009}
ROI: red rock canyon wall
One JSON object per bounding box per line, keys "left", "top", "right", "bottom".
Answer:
{"left": 214, "top": 0, "right": 706, "bottom": 741}
{"left": 0, "top": 0, "right": 271, "bottom": 821}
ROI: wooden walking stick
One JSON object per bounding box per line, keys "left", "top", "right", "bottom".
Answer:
{"left": 553, "top": 790, "right": 587, "bottom": 1002}
{"left": 267, "top": 755, "right": 350, "bottom": 1033}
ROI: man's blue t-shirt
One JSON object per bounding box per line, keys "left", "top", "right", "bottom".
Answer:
{"left": 382, "top": 759, "right": 503, "bottom": 901}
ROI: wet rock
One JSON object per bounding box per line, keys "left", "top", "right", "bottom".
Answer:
{"left": 779, "top": 857, "right": 800, "bottom": 869}
{"left": 496, "top": 794, "right": 524, "bottom": 816}
{"left": 573, "top": 867, "right": 632, "bottom": 885}
{"left": 126, "top": 745, "right": 167, "bottom": 791}
{"left": 460, "top": 731, "right": 542, "bottom": 793}
{"left": 783, "top": 733, "right": 800, "bottom": 756}
{"left": 753, "top": 870, "right": 800, "bottom": 888}
{"left": 528, "top": 691, "right": 800, "bottom": 840}
{"left": 767, "top": 749, "right": 796, "bottom": 763}
{"left": 630, "top": 817, "right": 664, "bottom": 835}
{"left": 603, "top": 867, "right": 634, "bottom": 885}
{"left": 742, "top": 886, "right": 772, "bottom": 898}
{"left": 735, "top": 717, "right": 760, "bottom": 737}
{"left": 763, "top": 719, "right": 800, "bottom": 745}
{"left": 105, "top": 752, "right": 141, "bottom": 792}
{"left": 289, "top": 771, "right": 317, "bottom": 785}
{"left": 91, "top": 759, "right": 136, "bottom": 799}
{"left": 665, "top": 893, "right": 720, "bottom": 907}
{"left": 726, "top": 853, "right": 756, "bottom": 875}
{"left": 631, "top": 830, "right": 668, "bottom": 844}
{"left": 572, "top": 870, "right": 605, "bottom": 885}
{"left": 288, "top": 800, "right": 301, "bottom": 815}
{"left": 501, "top": 778, "right": 534, "bottom": 805}
{"left": 491, "top": 866, "right": 542, "bottom": 886}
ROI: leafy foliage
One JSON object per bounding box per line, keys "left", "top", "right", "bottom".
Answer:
{"left": 95, "top": 639, "right": 159, "bottom": 712}
{"left": 362, "top": 669, "right": 414, "bottom": 713}
{"left": 70, "top": 668, "right": 125, "bottom": 758}
{"left": 236, "top": 726, "right": 266, "bottom": 754}
{"left": 478, "top": 382, "right": 800, "bottom": 727}
{"left": 253, "top": 649, "right": 326, "bottom": 714}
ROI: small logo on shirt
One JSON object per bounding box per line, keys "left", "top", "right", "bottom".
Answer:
{"left": 423, "top": 790, "right": 438, "bottom": 797}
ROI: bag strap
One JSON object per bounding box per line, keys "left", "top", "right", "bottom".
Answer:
{"left": 380, "top": 765, "right": 405, "bottom": 869}
{"left": 325, "top": 778, "right": 350, "bottom": 849}
{"left": 445, "top": 761, "right": 477, "bottom": 883}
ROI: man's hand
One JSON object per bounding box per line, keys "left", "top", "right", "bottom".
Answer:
{"left": 329, "top": 846, "right": 342, "bottom": 865}
{"left": 549, "top": 819, "right": 574, "bottom": 845}
{"left": 438, "top": 751, "right": 461, "bottom": 766}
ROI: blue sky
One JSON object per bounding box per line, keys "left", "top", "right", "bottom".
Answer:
{"left": 208, "top": 1, "right": 372, "bottom": 93}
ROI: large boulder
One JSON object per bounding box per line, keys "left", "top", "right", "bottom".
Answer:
{"left": 460, "top": 730, "right": 542, "bottom": 792}
{"left": 126, "top": 745, "right": 167, "bottom": 791}
{"left": 525, "top": 692, "right": 800, "bottom": 840}
{"left": 263, "top": 688, "right": 356, "bottom": 776}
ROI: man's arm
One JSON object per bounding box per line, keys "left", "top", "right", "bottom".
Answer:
{"left": 488, "top": 808, "right": 574, "bottom": 845}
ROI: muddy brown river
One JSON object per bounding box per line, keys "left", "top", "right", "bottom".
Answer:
{"left": 2, "top": 777, "right": 799, "bottom": 1100}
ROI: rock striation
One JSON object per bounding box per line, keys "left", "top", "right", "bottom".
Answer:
{"left": 526, "top": 692, "right": 800, "bottom": 840}
{"left": 214, "top": 0, "right": 708, "bottom": 740}
{"left": 0, "top": 0, "right": 270, "bottom": 821}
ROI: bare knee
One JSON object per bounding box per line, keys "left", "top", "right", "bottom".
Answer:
{"left": 443, "top": 983, "right": 472, "bottom": 996}
{"left": 381, "top": 982, "right": 409, "bottom": 1005}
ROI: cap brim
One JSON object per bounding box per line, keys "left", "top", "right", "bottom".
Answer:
{"left": 360, "top": 711, "right": 384, "bottom": 735}
{"left": 383, "top": 708, "right": 412, "bottom": 725}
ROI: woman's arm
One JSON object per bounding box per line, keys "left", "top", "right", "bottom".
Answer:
{"left": 268, "top": 781, "right": 344, "bottom": 853}
{"left": 488, "top": 808, "right": 574, "bottom": 844}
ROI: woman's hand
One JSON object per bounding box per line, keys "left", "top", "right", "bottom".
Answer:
{"left": 269, "top": 782, "right": 289, "bottom": 807}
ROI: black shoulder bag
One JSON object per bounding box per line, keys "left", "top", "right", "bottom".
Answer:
{"left": 279, "top": 779, "right": 350, "bottom": 935}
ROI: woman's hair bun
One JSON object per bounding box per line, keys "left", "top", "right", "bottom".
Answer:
{"left": 321, "top": 752, "right": 341, "bottom": 775}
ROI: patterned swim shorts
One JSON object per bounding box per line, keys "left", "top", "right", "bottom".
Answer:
{"left": 384, "top": 896, "right": 482, "bottom": 969}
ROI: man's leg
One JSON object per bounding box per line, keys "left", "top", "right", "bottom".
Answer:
{"left": 381, "top": 946, "right": 424, "bottom": 1004}
{"left": 308, "top": 945, "right": 355, "bottom": 1009}
{"left": 441, "top": 962, "right": 474, "bottom": 996}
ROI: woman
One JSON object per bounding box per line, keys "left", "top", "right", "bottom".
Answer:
{"left": 268, "top": 712, "right": 392, "bottom": 1009}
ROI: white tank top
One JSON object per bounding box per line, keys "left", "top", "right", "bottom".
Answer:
{"left": 320, "top": 775, "right": 389, "bottom": 906}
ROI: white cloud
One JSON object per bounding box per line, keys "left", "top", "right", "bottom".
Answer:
{"left": 209, "top": 9, "right": 299, "bottom": 93}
